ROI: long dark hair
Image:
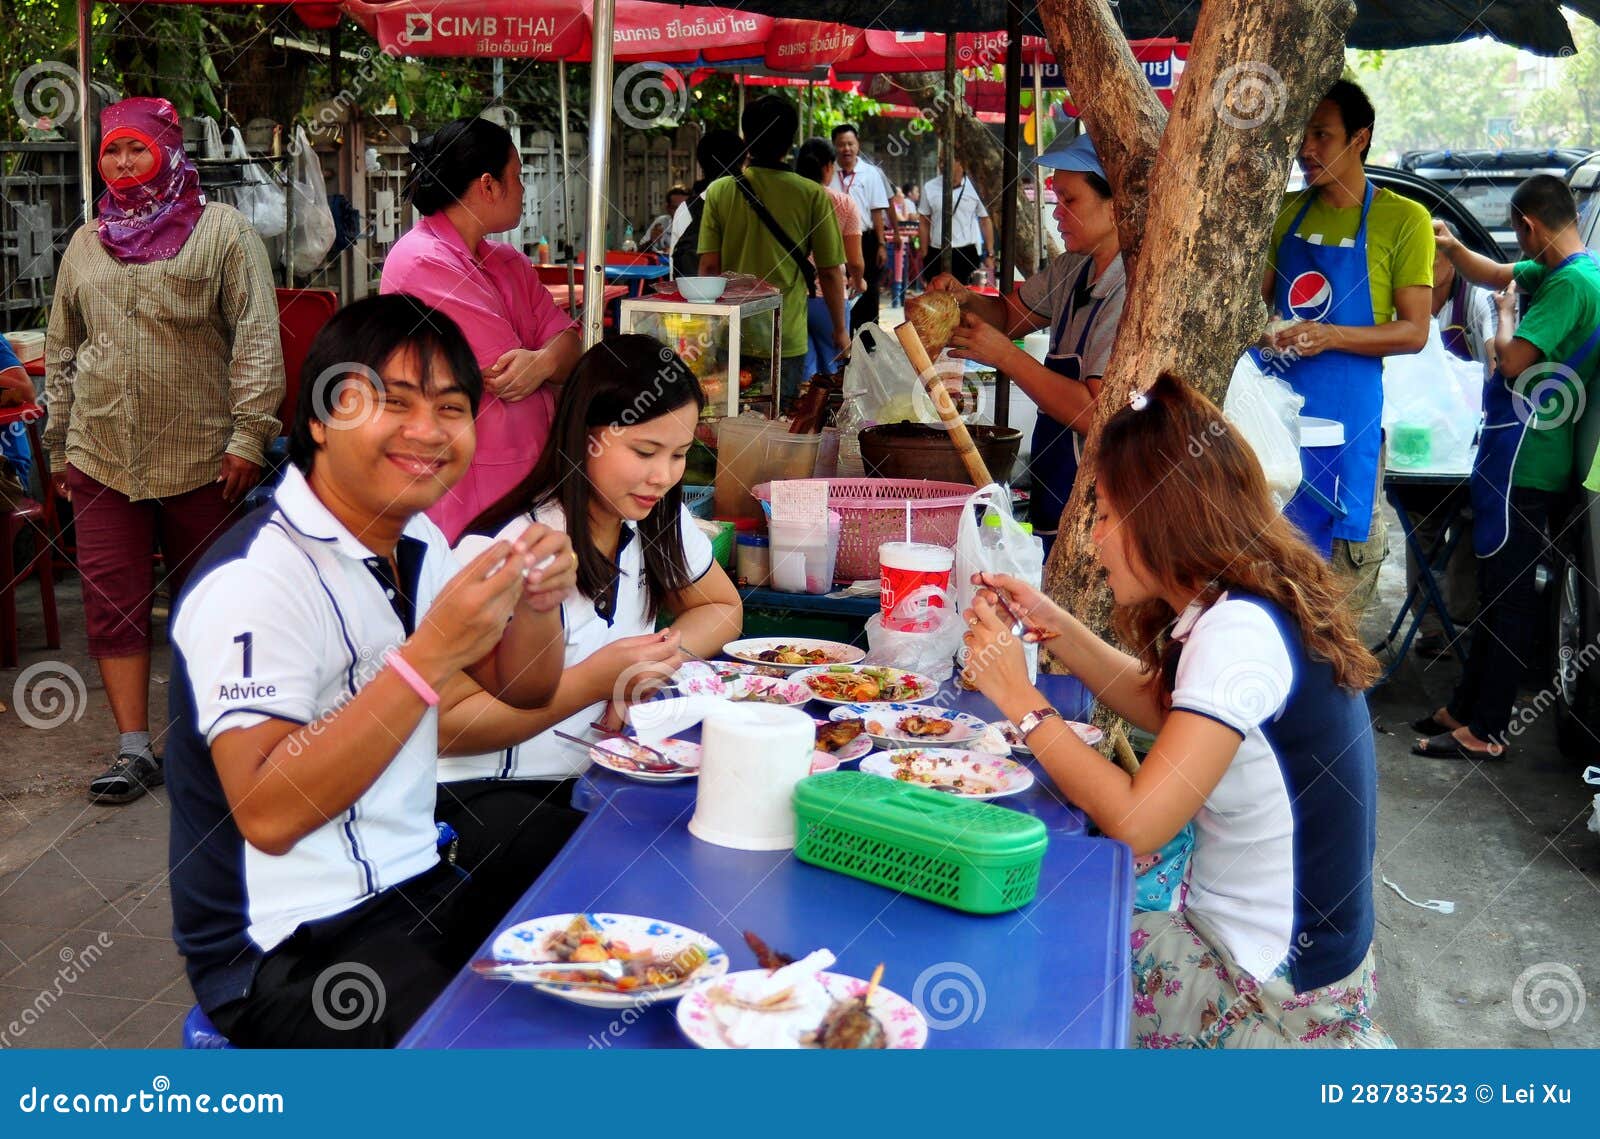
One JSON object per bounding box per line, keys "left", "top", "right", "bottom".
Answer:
{"left": 1096, "top": 373, "right": 1379, "bottom": 697}
{"left": 404, "top": 117, "right": 516, "bottom": 215}
{"left": 467, "top": 335, "right": 707, "bottom": 618}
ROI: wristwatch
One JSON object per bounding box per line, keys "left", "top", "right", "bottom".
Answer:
{"left": 1015, "top": 707, "right": 1062, "bottom": 740}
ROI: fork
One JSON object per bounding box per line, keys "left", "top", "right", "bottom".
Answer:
{"left": 554, "top": 728, "right": 688, "bottom": 773}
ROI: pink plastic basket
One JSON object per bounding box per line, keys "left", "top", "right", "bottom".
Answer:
{"left": 753, "top": 478, "right": 974, "bottom": 582}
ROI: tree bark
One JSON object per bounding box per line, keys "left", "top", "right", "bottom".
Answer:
{"left": 1033, "top": 0, "right": 1355, "bottom": 697}
{"left": 881, "top": 72, "right": 1043, "bottom": 275}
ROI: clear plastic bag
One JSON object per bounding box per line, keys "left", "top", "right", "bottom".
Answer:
{"left": 1382, "top": 321, "right": 1482, "bottom": 472}
{"left": 865, "top": 602, "right": 964, "bottom": 682}
{"left": 954, "top": 483, "right": 1045, "bottom": 683}
{"left": 288, "top": 125, "right": 336, "bottom": 275}
{"left": 1585, "top": 766, "right": 1600, "bottom": 837}
{"left": 1223, "top": 352, "right": 1304, "bottom": 508}
{"left": 227, "top": 126, "right": 286, "bottom": 239}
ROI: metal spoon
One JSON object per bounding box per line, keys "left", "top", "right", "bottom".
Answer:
{"left": 554, "top": 728, "right": 689, "bottom": 773}
{"left": 471, "top": 957, "right": 627, "bottom": 982}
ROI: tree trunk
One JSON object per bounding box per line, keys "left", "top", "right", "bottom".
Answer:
{"left": 882, "top": 72, "right": 1042, "bottom": 275}
{"left": 1033, "top": 0, "right": 1355, "bottom": 702}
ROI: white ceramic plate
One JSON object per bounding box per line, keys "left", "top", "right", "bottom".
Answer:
{"left": 591, "top": 736, "right": 849, "bottom": 779}
{"left": 490, "top": 913, "right": 728, "bottom": 1009}
{"left": 587, "top": 737, "right": 702, "bottom": 783}
{"left": 721, "top": 637, "right": 866, "bottom": 672}
{"left": 791, "top": 665, "right": 939, "bottom": 706}
{"left": 991, "top": 718, "right": 1105, "bottom": 758}
{"left": 861, "top": 747, "right": 1034, "bottom": 799}
{"left": 827, "top": 702, "right": 988, "bottom": 746}
{"left": 675, "top": 969, "right": 928, "bottom": 1049}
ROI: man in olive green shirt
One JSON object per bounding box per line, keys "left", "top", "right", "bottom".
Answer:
{"left": 699, "top": 95, "right": 846, "bottom": 411}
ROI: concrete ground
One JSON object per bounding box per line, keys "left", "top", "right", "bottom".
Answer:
{"left": 0, "top": 504, "right": 1596, "bottom": 1049}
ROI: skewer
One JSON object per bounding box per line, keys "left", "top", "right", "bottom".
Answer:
{"left": 863, "top": 962, "right": 884, "bottom": 1005}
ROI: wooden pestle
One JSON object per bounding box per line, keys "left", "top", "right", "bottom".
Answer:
{"left": 894, "top": 320, "right": 994, "bottom": 488}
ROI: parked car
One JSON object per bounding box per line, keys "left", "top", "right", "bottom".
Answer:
{"left": 1401, "top": 148, "right": 1594, "bottom": 260}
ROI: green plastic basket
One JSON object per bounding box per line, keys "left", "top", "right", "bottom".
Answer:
{"left": 793, "top": 771, "right": 1048, "bottom": 914}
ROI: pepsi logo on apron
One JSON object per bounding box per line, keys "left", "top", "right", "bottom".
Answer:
{"left": 1271, "top": 183, "right": 1384, "bottom": 545}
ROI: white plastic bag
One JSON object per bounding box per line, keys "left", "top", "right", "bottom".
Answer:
{"left": 838, "top": 322, "right": 965, "bottom": 475}
{"left": 227, "top": 126, "right": 286, "bottom": 239}
{"left": 1223, "top": 352, "right": 1304, "bottom": 508}
{"left": 865, "top": 604, "right": 965, "bottom": 682}
{"left": 954, "top": 483, "right": 1046, "bottom": 683}
{"left": 1382, "top": 321, "right": 1482, "bottom": 472}
{"left": 288, "top": 125, "right": 335, "bottom": 276}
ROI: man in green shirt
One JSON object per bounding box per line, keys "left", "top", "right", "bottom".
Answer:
{"left": 699, "top": 95, "right": 847, "bottom": 412}
{"left": 1415, "top": 175, "right": 1600, "bottom": 760}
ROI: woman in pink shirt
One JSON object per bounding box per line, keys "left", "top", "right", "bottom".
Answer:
{"left": 382, "top": 118, "right": 581, "bottom": 541}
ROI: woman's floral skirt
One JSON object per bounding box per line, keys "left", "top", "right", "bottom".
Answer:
{"left": 1129, "top": 910, "right": 1395, "bottom": 1049}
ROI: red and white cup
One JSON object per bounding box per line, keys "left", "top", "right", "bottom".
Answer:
{"left": 879, "top": 542, "right": 955, "bottom": 631}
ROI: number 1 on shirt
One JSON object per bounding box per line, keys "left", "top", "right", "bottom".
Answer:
{"left": 233, "top": 632, "right": 253, "bottom": 678}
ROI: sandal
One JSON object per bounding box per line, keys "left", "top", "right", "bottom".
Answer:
{"left": 1410, "top": 731, "right": 1505, "bottom": 761}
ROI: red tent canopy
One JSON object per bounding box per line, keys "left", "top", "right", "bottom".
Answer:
{"left": 342, "top": 0, "right": 772, "bottom": 62}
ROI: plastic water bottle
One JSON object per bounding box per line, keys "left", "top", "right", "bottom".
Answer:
{"left": 621, "top": 224, "right": 637, "bottom": 252}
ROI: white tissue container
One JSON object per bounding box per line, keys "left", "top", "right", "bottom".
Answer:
{"left": 689, "top": 704, "right": 816, "bottom": 850}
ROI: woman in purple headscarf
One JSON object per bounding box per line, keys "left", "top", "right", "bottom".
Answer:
{"left": 44, "top": 96, "right": 285, "bottom": 806}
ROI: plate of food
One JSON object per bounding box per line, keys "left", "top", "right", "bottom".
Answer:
{"left": 721, "top": 638, "right": 866, "bottom": 671}
{"left": 827, "top": 702, "right": 987, "bottom": 746}
{"left": 486, "top": 913, "right": 727, "bottom": 1008}
{"left": 792, "top": 664, "right": 938, "bottom": 705}
{"left": 813, "top": 717, "right": 874, "bottom": 764}
{"left": 675, "top": 933, "right": 926, "bottom": 1049}
{"left": 675, "top": 671, "right": 813, "bottom": 706}
{"left": 992, "top": 717, "right": 1104, "bottom": 757}
{"left": 591, "top": 736, "right": 851, "bottom": 780}
{"left": 587, "top": 736, "right": 703, "bottom": 782}
{"left": 861, "top": 748, "right": 1034, "bottom": 799}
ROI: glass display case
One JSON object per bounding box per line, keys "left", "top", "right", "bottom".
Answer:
{"left": 619, "top": 292, "right": 783, "bottom": 425}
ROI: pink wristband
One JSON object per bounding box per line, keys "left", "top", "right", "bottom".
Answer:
{"left": 384, "top": 648, "right": 440, "bottom": 707}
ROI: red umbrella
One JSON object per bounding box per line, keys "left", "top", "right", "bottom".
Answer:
{"left": 343, "top": 0, "right": 772, "bottom": 62}
{"left": 830, "top": 29, "right": 1052, "bottom": 75}
{"left": 762, "top": 20, "right": 865, "bottom": 72}
{"left": 343, "top": 0, "right": 588, "bottom": 59}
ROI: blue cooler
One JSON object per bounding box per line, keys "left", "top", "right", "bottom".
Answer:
{"left": 1282, "top": 416, "right": 1347, "bottom": 558}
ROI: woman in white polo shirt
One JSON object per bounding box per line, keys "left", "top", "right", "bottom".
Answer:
{"left": 961, "top": 374, "right": 1391, "bottom": 1049}
{"left": 438, "top": 335, "right": 743, "bottom": 893}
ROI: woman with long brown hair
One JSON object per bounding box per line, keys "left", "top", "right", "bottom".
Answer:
{"left": 961, "top": 373, "right": 1390, "bottom": 1049}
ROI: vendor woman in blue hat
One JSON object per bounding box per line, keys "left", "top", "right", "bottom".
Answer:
{"left": 928, "top": 131, "right": 1126, "bottom": 546}
{"left": 1262, "top": 80, "right": 1435, "bottom": 613}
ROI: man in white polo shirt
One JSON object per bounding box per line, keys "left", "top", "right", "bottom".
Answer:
{"left": 919, "top": 153, "right": 995, "bottom": 286}
{"left": 166, "top": 294, "right": 576, "bottom": 1048}
{"left": 830, "top": 123, "right": 891, "bottom": 330}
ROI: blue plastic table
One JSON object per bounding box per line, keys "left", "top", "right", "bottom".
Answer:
{"left": 571, "top": 672, "right": 1095, "bottom": 837}
{"left": 602, "top": 261, "right": 672, "bottom": 297}
{"left": 400, "top": 786, "right": 1132, "bottom": 1049}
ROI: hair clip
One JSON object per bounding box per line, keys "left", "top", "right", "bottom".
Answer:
{"left": 1129, "top": 388, "right": 1149, "bottom": 411}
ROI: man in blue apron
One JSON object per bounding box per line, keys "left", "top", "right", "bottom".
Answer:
{"left": 934, "top": 133, "right": 1128, "bottom": 550}
{"left": 1413, "top": 176, "right": 1600, "bottom": 760}
{"left": 1264, "top": 80, "right": 1435, "bottom": 613}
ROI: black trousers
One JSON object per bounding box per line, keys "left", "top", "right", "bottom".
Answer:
{"left": 209, "top": 861, "right": 477, "bottom": 1049}
{"left": 851, "top": 228, "right": 882, "bottom": 331}
{"left": 435, "top": 777, "right": 585, "bottom": 950}
{"left": 924, "top": 244, "right": 983, "bottom": 284}
{"left": 1447, "top": 486, "right": 1562, "bottom": 742}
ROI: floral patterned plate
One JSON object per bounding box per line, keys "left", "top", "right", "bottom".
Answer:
{"left": 861, "top": 747, "right": 1035, "bottom": 799}
{"left": 490, "top": 913, "right": 728, "bottom": 1009}
{"left": 591, "top": 736, "right": 848, "bottom": 780}
{"left": 827, "top": 702, "right": 987, "bottom": 746}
